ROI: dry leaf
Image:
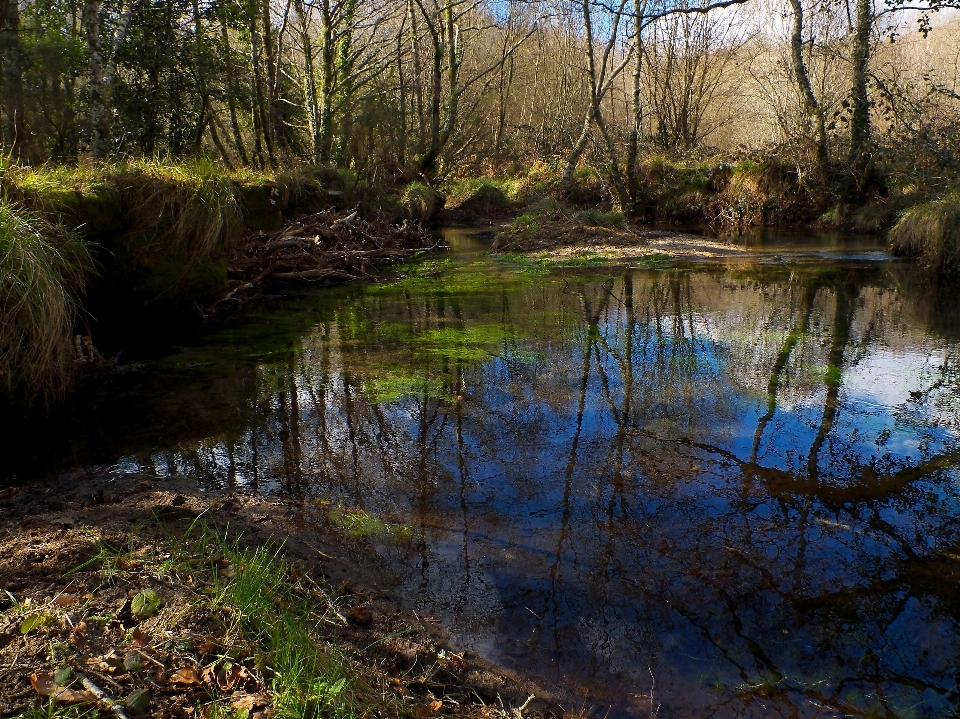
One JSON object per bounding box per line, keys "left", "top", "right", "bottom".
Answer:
{"left": 197, "top": 639, "right": 218, "bottom": 656}
{"left": 169, "top": 667, "right": 203, "bottom": 685}
{"left": 217, "top": 664, "right": 249, "bottom": 691}
{"left": 131, "top": 627, "right": 150, "bottom": 648}
{"left": 30, "top": 673, "right": 95, "bottom": 705}
{"left": 447, "top": 653, "right": 467, "bottom": 673}
{"left": 346, "top": 605, "right": 373, "bottom": 626}
{"left": 412, "top": 700, "right": 443, "bottom": 719}
{"left": 231, "top": 693, "right": 270, "bottom": 710}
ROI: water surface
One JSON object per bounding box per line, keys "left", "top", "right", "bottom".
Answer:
{"left": 6, "top": 231, "right": 960, "bottom": 718}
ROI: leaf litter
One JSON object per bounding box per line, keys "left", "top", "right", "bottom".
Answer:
{"left": 0, "top": 472, "right": 565, "bottom": 719}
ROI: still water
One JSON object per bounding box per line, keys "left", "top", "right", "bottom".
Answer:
{"left": 8, "top": 231, "right": 960, "bottom": 717}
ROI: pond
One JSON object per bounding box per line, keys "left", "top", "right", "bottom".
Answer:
{"left": 5, "top": 230, "right": 960, "bottom": 718}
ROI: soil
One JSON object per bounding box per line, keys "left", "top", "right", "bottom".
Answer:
{"left": 0, "top": 473, "right": 566, "bottom": 719}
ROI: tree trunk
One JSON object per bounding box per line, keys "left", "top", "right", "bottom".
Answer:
{"left": 407, "top": 0, "right": 426, "bottom": 155}
{"left": 83, "top": 0, "right": 110, "bottom": 158}
{"left": 317, "top": 0, "right": 335, "bottom": 163}
{"left": 218, "top": 11, "right": 250, "bottom": 165}
{"left": 293, "top": 0, "right": 321, "bottom": 162}
{"left": 249, "top": 9, "right": 275, "bottom": 167}
{"left": 847, "top": 0, "right": 872, "bottom": 187}
{"left": 0, "top": 0, "right": 25, "bottom": 159}
{"left": 789, "top": 0, "right": 827, "bottom": 175}
{"left": 626, "top": 0, "right": 645, "bottom": 216}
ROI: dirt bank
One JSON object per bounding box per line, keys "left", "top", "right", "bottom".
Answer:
{"left": 0, "top": 473, "right": 566, "bottom": 719}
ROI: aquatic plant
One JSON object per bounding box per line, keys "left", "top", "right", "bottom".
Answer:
{"left": 0, "top": 200, "right": 92, "bottom": 402}
{"left": 888, "top": 192, "right": 960, "bottom": 274}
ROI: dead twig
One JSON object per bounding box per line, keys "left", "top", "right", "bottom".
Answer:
{"left": 76, "top": 672, "right": 130, "bottom": 719}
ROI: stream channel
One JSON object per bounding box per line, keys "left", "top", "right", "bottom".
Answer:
{"left": 6, "top": 229, "right": 960, "bottom": 717}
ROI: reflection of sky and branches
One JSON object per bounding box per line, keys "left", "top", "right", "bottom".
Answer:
{"left": 46, "top": 238, "right": 960, "bottom": 717}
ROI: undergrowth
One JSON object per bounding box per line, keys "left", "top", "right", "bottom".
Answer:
{"left": 888, "top": 191, "right": 960, "bottom": 274}
{"left": 114, "top": 158, "right": 244, "bottom": 258}
{"left": 0, "top": 199, "right": 93, "bottom": 402}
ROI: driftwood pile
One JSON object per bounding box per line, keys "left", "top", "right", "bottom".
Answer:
{"left": 207, "top": 209, "right": 440, "bottom": 316}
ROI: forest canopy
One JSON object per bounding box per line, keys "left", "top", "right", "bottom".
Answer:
{"left": 0, "top": 0, "right": 958, "bottom": 195}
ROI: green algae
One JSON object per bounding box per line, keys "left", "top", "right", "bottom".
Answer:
{"left": 327, "top": 506, "right": 414, "bottom": 542}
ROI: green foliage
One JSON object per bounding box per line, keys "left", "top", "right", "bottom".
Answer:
{"left": 15, "top": 701, "right": 101, "bottom": 719}
{"left": 0, "top": 200, "right": 93, "bottom": 402}
{"left": 130, "top": 588, "right": 162, "bottom": 619}
{"left": 400, "top": 181, "right": 439, "bottom": 224}
{"left": 576, "top": 208, "right": 627, "bottom": 229}
{"left": 328, "top": 507, "right": 413, "bottom": 541}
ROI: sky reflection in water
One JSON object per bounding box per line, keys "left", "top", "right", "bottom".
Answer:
{"left": 39, "top": 233, "right": 960, "bottom": 717}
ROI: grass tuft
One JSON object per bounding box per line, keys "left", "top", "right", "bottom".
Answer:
{"left": 0, "top": 199, "right": 93, "bottom": 402}
{"left": 196, "top": 526, "right": 358, "bottom": 719}
{"left": 888, "top": 192, "right": 960, "bottom": 274}
{"left": 116, "top": 158, "right": 243, "bottom": 260}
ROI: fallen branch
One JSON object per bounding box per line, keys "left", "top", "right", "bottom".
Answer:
{"left": 272, "top": 269, "right": 358, "bottom": 282}
{"left": 204, "top": 209, "right": 440, "bottom": 317}
{"left": 76, "top": 672, "right": 130, "bottom": 719}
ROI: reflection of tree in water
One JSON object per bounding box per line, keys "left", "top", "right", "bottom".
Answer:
{"left": 128, "top": 266, "right": 960, "bottom": 718}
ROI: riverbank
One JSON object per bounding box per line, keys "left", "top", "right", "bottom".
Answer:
{"left": 0, "top": 161, "right": 445, "bottom": 406}
{"left": 0, "top": 472, "right": 563, "bottom": 719}
{"left": 4, "top": 156, "right": 958, "bottom": 409}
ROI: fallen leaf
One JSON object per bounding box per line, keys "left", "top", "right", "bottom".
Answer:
{"left": 21, "top": 614, "right": 47, "bottom": 634}
{"left": 412, "top": 700, "right": 443, "bottom": 719}
{"left": 197, "top": 639, "right": 218, "bottom": 656}
{"left": 124, "top": 651, "right": 144, "bottom": 673}
{"left": 70, "top": 621, "right": 88, "bottom": 649}
{"left": 448, "top": 653, "right": 467, "bottom": 673}
{"left": 169, "top": 667, "right": 203, "bottom": 685}
{"left": 101, "top": 651, "right": 126, "bottom": 672}
{"left": 131, "top": 627, "right": 150, "bottom": 648}
{"left": 126, "top": 688, "right": 151, "bottom": 714}
{"left": 215, "top": 559, "right": 235, "bottom": 578}
{"left": 30, "top": 673, "right": 95, "bottom": 704}
{"left": 217, "top": 664, "right": 249, "bottom": 692}
{"left": 231, "top": 693, "right": 270, "bottom": 710}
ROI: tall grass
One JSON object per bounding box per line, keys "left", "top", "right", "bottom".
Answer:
{"left": 0, "top": 200, "right": 92, "bottom": 402}
{"left": 888, "top": 192, "right": 960, "bottom": 274}
{"left": 115, "top": 158, "right": 243, "bottom": 259}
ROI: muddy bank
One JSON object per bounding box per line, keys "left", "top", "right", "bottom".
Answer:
{"left": 0, "top": 472, "right": 568, "bottom": 718}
